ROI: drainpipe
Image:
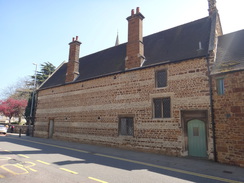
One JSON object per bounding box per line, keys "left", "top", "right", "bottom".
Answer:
{"left": 206, "top": 54, "right": 217, "bottom": 162}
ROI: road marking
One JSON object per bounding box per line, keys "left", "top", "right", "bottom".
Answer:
{"left": 59, "top": 168, "right": 78, "bottom": 174}
{"left": 0, "top": 157, "right": 11, "bottom": 161}
{"left": 36, "top": 160, "right": 50, "bottom": 165}
{"left": 18, "top": 154, "right": 30, "bottom": 158}
{"left": 88, "top": 177, "right": 108, "bottom": 183}
{"left": 0, "top": 175, "right": 5, "bottom": 178}
{"left": 3, "top": 150, "right": 11, "bottom": 153}
{"left": 7, "top": 136, "right": 243, "bottom": 183}
{"left": 22, "top": 161, "right": 38, "bottom": 172}
{"left": 1, "top": 164, "right": 29, "bottom": 175}
{"left": 0, "top": 161, "right": 37, "bottom": 177}
{"left": 94, "top": 153, "right": 242, "bottom": 183}
{"left": 7, "top": 137, "right": 89, "bottom": 154}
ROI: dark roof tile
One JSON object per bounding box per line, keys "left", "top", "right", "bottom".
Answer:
{"left": 211, "top": 29, "right": 244, "bottom": 74}
{"left": 40, "top": 17, "right": 212, "bottom": 90}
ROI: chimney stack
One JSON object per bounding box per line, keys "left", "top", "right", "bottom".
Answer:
{"left": 65, "top": 36, "right": 81, "bottom": 83}
{"left": 125, "top": 7, "right": 145, "bottom": 69}
{"left": 208, "top": 0, "right": 217, "bottom": 16}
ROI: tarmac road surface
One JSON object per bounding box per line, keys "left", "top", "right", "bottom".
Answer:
{"left": 0, "top": 134, "right": 243, "bottom": 183}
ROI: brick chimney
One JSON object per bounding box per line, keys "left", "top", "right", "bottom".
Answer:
{"left": 208, "top": 0, "right": 217, "bottom": 16}
{"left": 125, "top": 7, "right": 145, "bottom": 70}
{"left": 65, "top": 36, "right": 81, "bottom": 83}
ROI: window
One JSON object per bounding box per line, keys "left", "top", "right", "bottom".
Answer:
{"left": 153, "top": 97, "right": 171, "bottom": 118}
{"left": 119, "top": 117, "right": 134, "bottom": 136}
{"left": 216, "top": 78, "right": 224, "bottom": 95}
{"left": 156, "top": 70, "right": 167, "bottom": 88}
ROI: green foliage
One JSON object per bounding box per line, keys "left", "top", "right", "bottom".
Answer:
{"left": 31, "top": 62, "right": 56, "bottom": 87}
{"left": 26, "top": 62, "right": 56, "bottom": 124}
{"left": 24, "top": 93, "right": 33, "bottom": 121}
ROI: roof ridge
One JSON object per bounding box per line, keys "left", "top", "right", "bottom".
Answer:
{"left": 220, "top": 29, "right": 244, "bottom": 37}
{"left": 143, "top": 16, "right": 209, "bottom": 40}
{"left": 79, "top": 17, "right": 209, "bottom": 61}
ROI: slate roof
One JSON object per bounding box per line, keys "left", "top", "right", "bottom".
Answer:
{"left": 40, "top": 17, "right": 212, "bottom": 90}
{"left": 211, "top": 29, "right": 244, "bottom": 75}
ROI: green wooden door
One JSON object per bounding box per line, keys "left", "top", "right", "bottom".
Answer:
{"left": 187, "top": 119, "right": 207, "bottom": 157}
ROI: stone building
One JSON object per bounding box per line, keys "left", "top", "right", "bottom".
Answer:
{"left": 34, "top": 1, "right": 243, "bottom": 165}
{"left": 211, "top": 30, "right": 244, "bottom": 167}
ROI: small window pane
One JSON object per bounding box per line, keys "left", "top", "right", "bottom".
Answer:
{"left": 162, "top": 97, "right": 171, "bottom": 118}
{"left": 153, "top": 98, "right": 171, "bottom": 118}
{"left": 120, "top": 118, "right": 127, "bottom": 135}
{"left": 154, "top": 99, "right": 162, "bottom": 118}
{"left": 119, "top": 117, "right": 133, "bottom": 136}
{"left": 127, "top": 118, "right": 134, "bottom": 136}
{"left": 217, "top": 78, "right": 224, "bottom": 95}
{"left": 193, "top": 127, "right": 199, "bottom": 136}
{"left": 156, "top": 70, "right": 167, "bottom": 87}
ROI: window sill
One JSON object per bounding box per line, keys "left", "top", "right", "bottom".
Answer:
{"left": 155, "top": 86, "right": 168, "bottom": 89}
{"left": 152, "top": 117, "right": 174, "bottom": 121}
{"left": 118, "top": 135, "right": 134, "bottom": 139}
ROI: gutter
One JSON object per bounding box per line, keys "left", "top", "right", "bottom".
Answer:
{"left": 38, "top": 55, "right": 207, "bottom": 91}
{"left": 206, "top": 54, "right": 217, "bottom": 162}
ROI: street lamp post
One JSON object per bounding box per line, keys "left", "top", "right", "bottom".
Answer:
{"left": 28, "top": 63, "right": 37, "bottom": 136}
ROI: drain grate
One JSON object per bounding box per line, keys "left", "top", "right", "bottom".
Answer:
{"left": 223, "top": 170, "right": 233, "bottom": 174}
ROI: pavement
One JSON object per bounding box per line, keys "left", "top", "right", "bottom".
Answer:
{"left": 2, "top": 133, "right": 244, "bottom": 183}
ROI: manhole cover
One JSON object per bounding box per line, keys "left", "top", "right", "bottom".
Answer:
{"left": 8, "top": 159, "right": 22, "bottom": 164}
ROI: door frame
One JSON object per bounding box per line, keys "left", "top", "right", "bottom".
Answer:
{"left": 187, "top": 119, "right": 207, "bottom": 157}
{"left": 181, "top": 110, "right": 208, "bottom": 157}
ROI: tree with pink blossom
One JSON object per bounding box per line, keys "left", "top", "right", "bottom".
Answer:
{"left": 0, "top": 98, "right": 27, "bottom": 124}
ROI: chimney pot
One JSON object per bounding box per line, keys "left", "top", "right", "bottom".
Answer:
{"left": 126, "top": 7, "right": 145, "bottom": 69}
{"left": 136, "top": 7, "right": 140, "bottom": 14}
{"left": 66, "top": 36, "right": 82, "bottom": 83}
{"left": 131, "top": 9, "right": 134, "bottom": 15}
{"left": 208, "top": 0, "right": 217, "bottom": 16}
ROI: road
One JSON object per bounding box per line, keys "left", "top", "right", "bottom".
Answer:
{"left": 0, "top": 134, "right": 243, "bottom": 183}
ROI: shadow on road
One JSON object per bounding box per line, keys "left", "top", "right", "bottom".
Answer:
{"left": 0, "top": 135, "right": 243, "bottom": 183}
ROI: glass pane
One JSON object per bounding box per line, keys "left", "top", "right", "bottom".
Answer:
{"left": 127, "top": 118, "right": 134, "bottom": 136}
{"left": 154, "top": 99, "right": 162, "bottom": 118}
{"left": 120, "top": 118, "right": 127, "bottom": 135}
{"left": 120, "top": 117, "right": 133, "bottom": 136}
{"left": 217, "top": 79, "right": 224, "bottom": 95}
{"left": 193, "top": 127, "right": 199, "bottom": 136}
{"left": 162, "top": 97, "right": 171, "bottom": 118}
{"left": 156, "top": 70, "right": 167, "bottom": 87}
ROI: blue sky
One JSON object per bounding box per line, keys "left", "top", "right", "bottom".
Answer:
{"left": 0, "top": 0, "right": 243, "bottom": 99}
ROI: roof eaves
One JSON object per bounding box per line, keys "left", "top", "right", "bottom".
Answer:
{"left": 38, "top": 61, "right": 66, "bottom": 90}
{"left": 211, "top": 68, "right": 244, "bottom": 76}
{"left": 38, "top": 55, "right": 208, "bottom": 91}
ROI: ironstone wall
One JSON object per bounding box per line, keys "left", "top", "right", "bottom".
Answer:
{"left": 212, "top": 71, "right": 244, "bottom": 167}
{"left": 35, "top": 57, "right": 214, "bottom": 158}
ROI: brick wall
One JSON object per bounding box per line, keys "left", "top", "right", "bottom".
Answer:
{"left": 125, "top": 8, "right": 144, "bottom": 69}
{"left": 35, "top": 57, "right": 213, "bottom": 158}
{"left": 212, "top": 71, "right": 244, "bottom": 167}
{"left": 65, "top": 38, "right": 81, "bottom": 83}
